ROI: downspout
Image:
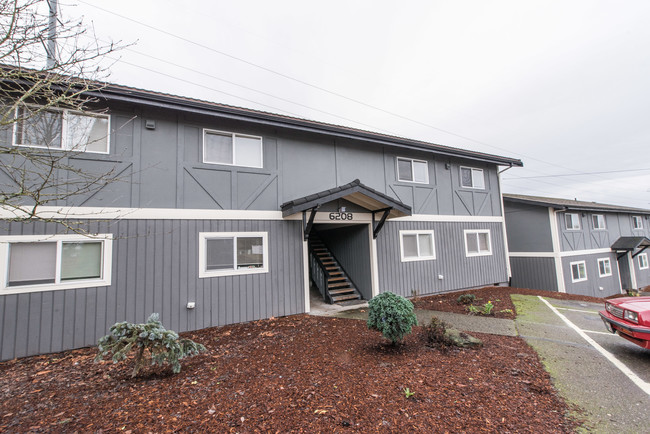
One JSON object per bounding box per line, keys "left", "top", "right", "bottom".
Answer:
{"left": 497, "top": 164, "right": 513, "bottom": 283}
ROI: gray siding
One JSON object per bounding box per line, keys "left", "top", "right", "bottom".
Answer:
{"left": 509, "top": 257, "right": 558, "bottom": 291}
{"left": 633, "top": 254, "right": 650, "bottom": 288}
{"left": 557, "top": 211, "right": 650, "bottom": 252}
{"left": 317, "top": 224, "right": 372, "bottom": 300}
{"left": 0, "top": 219, "right": 304, "bottom": 361}
{"left": 561, "top": 253, "right": 622, "bottom": 297}
{"left": 376, "top": 221, "right": 508, "bottom": 298}
{"left": 504, "top": 202, "right": 553, "bottom": 252}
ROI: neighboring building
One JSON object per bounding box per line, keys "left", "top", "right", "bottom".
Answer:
{"left": 0, "top": 81, "right": 522, "bottom": 360}
{"left": 504, "top": 194, "right": 650, "bottom": 297}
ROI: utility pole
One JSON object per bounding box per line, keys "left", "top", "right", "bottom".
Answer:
{"left": 46, "top": 0, "right": 58, "bottom": 68}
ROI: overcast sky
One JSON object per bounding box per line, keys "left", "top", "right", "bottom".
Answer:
{"left": 64, "top": 0, "right": 650, "bottom": 208}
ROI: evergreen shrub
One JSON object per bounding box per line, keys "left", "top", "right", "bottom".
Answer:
{"left": 367, "top": 292, "right": 418, "bottom": 344}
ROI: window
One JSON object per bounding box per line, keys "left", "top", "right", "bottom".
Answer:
{"left": 598, "top": 258, "right": 612, "bottom": 277}
{"left": 0, "top": 234, "right": 113, "bottom": 294}
{"left": 396, "top": 157, "right": 428, "bottom": 183}
{"left": 399, "top": 230, "right": 435, "bottom": 261}
{"left": 570, "top": 261, "right": 587, "bottom": 282}
{"left": 639, "top": 253, "right": 649, "bottom": 270}
{"left": 592, "top": 214, "right": 606, "bottom": 230}
{"left": 632, "top": 216, "right": 643, "bottom": 230}
{"left": 199, "top": 232, "right": 268, "bottom": 277}
{"left": 203, "top": 129, "right": 263, "bottom": 168}
{"left": 13, "top": 105, "right": 110, "bottom": 153}
{"left": 464, "top": 229, "right": 492, "bottom": 256}
{"left": 460, "top": 166, "right": 485, "bottom": 189}
{"left": 565, "top": 213, "right": 581, "bottom": 230}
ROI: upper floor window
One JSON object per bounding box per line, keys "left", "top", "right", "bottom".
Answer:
{"left": 399, "top": 230, "right": 435, "bottom": 262}
{"left": 565, "top": 213, "right": 581, "bottom": 230}
{"left": 199, "top": 232, "right": 268, "bottom": 278}
{"left": 464, "top": 229, "right": 492, "bottom": 257}
{"left": 632, "top": 215, "right": 643, "bottom": 230}
{"left": 570, "top": 261, "right": 587, "bottom": 282}
{"left": 592, "top": 214, "right": 606, "bottom": 230}
{"left": 0, "top": 234, "right": 113, "bottom": 294}
{"left": 639, "top": 253, "right": 649, "bottom": 270}
{"left": 397, "top": 157, "right": 428, "bottom": 183}
{"left": 13, "top": 105, "right": 110, "bottom": 154}
{"left": 460, "top": 166, "right": 485, "bottom": 189}
{"left": 203, "top": 129, "right": 263, "bottom": 168}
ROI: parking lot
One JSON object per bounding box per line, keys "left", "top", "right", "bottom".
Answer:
{"left": 514, "top": 295, "right": 650, "bottom": 433}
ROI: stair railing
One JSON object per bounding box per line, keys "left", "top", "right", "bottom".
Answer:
{"left": 309, "top": 241, "right": 333, "bottom": 303}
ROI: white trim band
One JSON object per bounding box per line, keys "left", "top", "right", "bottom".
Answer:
{"left": 509, "top": 248, "right": 614, "bottom": 258}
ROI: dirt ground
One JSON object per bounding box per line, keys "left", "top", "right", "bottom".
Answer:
{"left": 0, "top": 308, "right": 580, "bottom": 432}
{"left": 414, "top": 286, "right": 606, "bottom": 319}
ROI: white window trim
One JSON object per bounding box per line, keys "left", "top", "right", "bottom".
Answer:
{"left": 565, "top": 213, "right": 581, "bottom": 230}
{"left": 459, "top": 166, "right": 485, "bottom": 190}
{"left": 597, "top": 257, "right": 612, "bottom": 277}
{"left": 632, "top": 215, "right": 643, "bottom": 230}
{"left": 570, "top": 260, "right": 588, "bottom": 282}
{"left": 399, "top": 230, "right": 436, "bottom": 262}
{"left": 0, "top": 234, "right": 113, "bottom": 294}
{"left": 12, "top": 105, "right": 111, "bottom": 155}
{"left": 396, "top": 157, "right": 429, "bottom": 184}
{"left": 639, "top": 253, "right": 649, "bottom": 270}
{"left": 592, "top": 214, "right": 606, "bottom": 230}
{"left": 202, "top": 129, "right": 264, "bottom": 168}
{"left": 199, "top": 231, "right": 269, "bottom": 278}
{"left": 464, "top": 229, "right": 492, "bottom": 257}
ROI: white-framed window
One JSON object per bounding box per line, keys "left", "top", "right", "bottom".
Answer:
{"left": 0, "top": 234, "right": 113, "bottom": 294}
{"left": 203, "top": 129, "right": 263, "bottom": 168}
{"left": 399, "top": 230, "right": 436, "bottom": 262}
{"left": 396, "top": 157, "right": 428, "bottom": 184}
{"left": 592, "top": 214, "right": 606, "bottom": 230}
{"left": 460, "top": 166, "right": 485, "bottom": 189}
{"left": 13, "top": 105, "right": 110, "bottom": 154}
{"left": 565, "top": 213, "right": 581, "bottom": 230}
{"left": 464, "top": 229, "right": 492, "bottom": 257}
{"left": 639, "top": 253, "right": 649, "bottom": 270}
{"left": 632, "top": 215, "right": 643, "bottom": 230}
{"left": 598, "top": 258, "right": 612, "bottom": 277}
{"left": 199, "top": 232, "right": 268, "bottom": 278}
{"left": 570, "top": 261, "right": 587, "bottom": 282}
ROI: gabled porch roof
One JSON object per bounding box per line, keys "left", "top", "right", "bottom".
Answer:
{"left": 611, "top": 236, "right": 650, "bottom": 251}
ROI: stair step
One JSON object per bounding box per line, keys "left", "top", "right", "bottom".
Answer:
{"left": 325, "top": 266, "right": 339, "bottom": 271}
{"left": 332, "top": 294, "right": 361, "bottom": 302}
{"left": 316, "top": 252, "right": 329, "bottom": 256}
{"left": 328, "top": 281, "right": 351, "bottom": 288}
{"left": 329, "top": 270, "right": 343, "bottom": 275}
{"left": 328, "top": 276, "right": 346, "bottom": 282}
{"left": 329, "top": 288, "right": 355, "bottom": 295}
{"left": 322, "top": 261, "right": 336, "bottom": 265}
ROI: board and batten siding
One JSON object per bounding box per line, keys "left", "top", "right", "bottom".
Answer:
{"left": 509, "top": 257, "right": 559, "bottom": 291}
{"left": 0, "top": 219, "right": 304, "bottom": 361}
{"left": 376, "top": 221, "right": 507, "bottom": 297}
{"left": 561, "top": 252, "right": 621, "bottom": 298}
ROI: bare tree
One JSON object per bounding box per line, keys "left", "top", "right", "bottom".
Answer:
{"left": 0, "top": 0, "right": 127, "bottom": 226}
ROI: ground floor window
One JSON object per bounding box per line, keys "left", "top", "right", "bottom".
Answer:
{"left": 598, "top": 258, "right": 612, "bottom": 277}
{"left": 570, "top": 261, "right": 588, "bottom": 282}
{"left": 464, "top": 229, "right": 492, "bottom": 257}
{"left": 0, "top": 234, "right": 113, "bottom": 294}
{"left": 399, "top": 230, "right": 435, "bottom": 261}
{"left": 199, "top": 232, "right": 268, "bottom": 277}
{"left": 639, "top": 253, "right": 649, "bottom": 270}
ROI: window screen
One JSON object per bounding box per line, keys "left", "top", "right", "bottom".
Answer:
{"left": 206, "top": 238, "right": 234, "bottom": 270}
{"left": 235, "top": 135, "right": 262, "bottom": 168}
{"left": 67, "top": 113, "right": 109, "bottom": 153}
{"left": 402, "top": 234, "right": 418, "bottom": 258}
{"left": 204, "top": 131, "right": 233, "bottom": 164}
{"left": 397, "top": 159, "right": 413, "bottom": 181}
{"left": 17, "top": 107, "right": 63, "bottom": 148}
{"left": 236, "top": 237, "right": 264, "bottom": 268}
{"left": 8, "top": 242, "right": 57, "bottom": 286}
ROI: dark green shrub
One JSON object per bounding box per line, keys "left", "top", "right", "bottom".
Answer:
{"left": 95, "top": 313, "right": 206, "bottom": 377}
{"left": 425, "top": 317, "right": 454, "bottom": 349}
{"left": 367, "top": 292, "right": 417, "bottom": 345}
{"left": 457, "top": 293, "right": 476, "bottom": 305}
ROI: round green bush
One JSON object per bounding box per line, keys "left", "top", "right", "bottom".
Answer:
{"left": 367, "top": 292, "right": 418, "bottom": 344}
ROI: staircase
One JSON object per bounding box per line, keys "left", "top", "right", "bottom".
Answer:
{"left": 309, "top": 234, "right": 362, "bottom": 304}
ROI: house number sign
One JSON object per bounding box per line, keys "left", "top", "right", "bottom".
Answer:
{"left": 329, "top": 212, "right": 353, "bottom": 221}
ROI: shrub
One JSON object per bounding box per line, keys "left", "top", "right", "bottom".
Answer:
{"left": 367, "top": 292, "right": 418, "bottom": 345}
{"left": 425, "top": 317, "right": 454, "bottom": 349}
{"left": 95, "top": 313, "right": 206, "bottom": 377}
{"left": 457, "top": 293, "right": 476, "bottom": 305}
{"left": 467, "top": 301, "right": 494, "bottom": 316}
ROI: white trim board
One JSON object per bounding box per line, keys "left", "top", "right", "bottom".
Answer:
{"left": 509, "top": 248, "right": 614, "bottom": 258}
{"left": 0, "top": 206, "right": 505, "bottom": 223}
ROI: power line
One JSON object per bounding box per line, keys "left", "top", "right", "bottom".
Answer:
{"left": 503, "top": 168, "right": 650, "bottom": 180}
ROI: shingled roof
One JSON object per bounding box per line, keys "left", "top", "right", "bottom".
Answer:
{"left": 503, "top": 193, "right": 650, "bottom": 215}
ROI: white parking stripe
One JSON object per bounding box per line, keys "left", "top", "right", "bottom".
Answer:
{"left": 538, "top": 296, "right": 650, "bottom": 397}
{"left": 556, "top": 307, "right": 599, "bottom": 314}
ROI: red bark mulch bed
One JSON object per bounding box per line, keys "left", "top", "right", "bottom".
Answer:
{"left": 0, "top": 314, "right": 580, "bottom": 432}
{"left": 414, "top": 286, "right": 606, "bottom": 320}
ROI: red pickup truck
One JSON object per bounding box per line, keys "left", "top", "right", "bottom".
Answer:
{"left": 599, "top": 297, "right": 650, "bottom": 350}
